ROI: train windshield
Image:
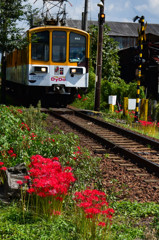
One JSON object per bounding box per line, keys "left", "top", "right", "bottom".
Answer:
{"left": 52, "top": 31, "right": 66, "bottom": 62}
{"left": 69, "top": 33, "right": 86, "bottom": 63}
{"left": 31, "top": 31, "right": 49, "bottom": 61}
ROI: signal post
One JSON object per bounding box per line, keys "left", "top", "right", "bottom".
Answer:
{"left": 94, "top": 1, "right": 105, "bottom": 111}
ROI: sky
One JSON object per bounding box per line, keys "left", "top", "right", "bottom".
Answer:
{"left": 29, "top": 0, "right": 159, "bottom": 24}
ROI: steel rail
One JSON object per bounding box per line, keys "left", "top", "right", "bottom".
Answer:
{"left": 49, "top": 110, "right": 159, "bottom": 177}
{"left": 72, "top": 109, "right": 159, "bottom": 151}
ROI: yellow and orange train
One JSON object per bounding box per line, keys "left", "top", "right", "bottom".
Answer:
{"left": 6, "top": 26, "right": 90, "bottom": 106}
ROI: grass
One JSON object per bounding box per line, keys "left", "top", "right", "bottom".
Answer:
{"left": 101, "top": 111, "right": 159, "bottom": 140}
{"left": 72, "top": 96, "right": 159, "bottom": 140}
{"left": 0, "top": 200, "right": 159, "bottom": 239}
{"left": 0, "top": 98, "right": 158, "bottom": 239}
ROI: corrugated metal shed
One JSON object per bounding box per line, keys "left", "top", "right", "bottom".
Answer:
{"left": 66, "top": 20, "right": 159, "bottom": 37}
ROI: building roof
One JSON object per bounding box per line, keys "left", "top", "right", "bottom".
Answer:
{"left": 66, "top": 19, "right": 159, "bottom": 37}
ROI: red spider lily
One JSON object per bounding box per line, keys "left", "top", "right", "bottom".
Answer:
{"left": 52, "top": 157, "right": 59, "bottom": 161}
{"left": 73, "top": 189, "right": 114, "bottom": 225}
{"left": 77, "top": 94, "right": 82, "bottom": 99}
{"left": 52, "top": 210, "right": 61, "bottom": 215}
{"left": 8, "top": 148, "right": 17, "bottom": 158}
{"left": 98, "top": 222, "right": 106, "bottom": 227}
{"left": 0, "top": 167, "right": 7, "bottom": 171}
{"left": 82, "top": 97, "right": 88, "bottom": 101}
{"left": 139, "top": 120, "right": 154, "bottom": 126}
{"left": 30, "top": 133, "right": 37, "bottom": 140}
{"left": 85, "top": 208, "right": 101, "bottom": 215}
{"left": 8, "top": 149, "right": 14, "bottom": 154}
{"left": 17, "top": 180, "right": 23, "bottom": 185}
{"left": 24, "top": 175, "right": 30, "bottom": 180}
{"left": 28, "top": 155, "right": 76, "bottom": 198}
{"left": 17, "top": 109, "right": 23, "bottom": 114}
{"left": 11, "top": 153, "right": 16, "bottom": 158}
{"left": 20, "top": 123, "right": 30, "bottom": 131}
{"left": 27, "top": 188, "right": 35, "bottom": 194}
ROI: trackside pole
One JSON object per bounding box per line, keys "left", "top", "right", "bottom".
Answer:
{"left": 135, "top": 16, "right": 146, "bottom": 122}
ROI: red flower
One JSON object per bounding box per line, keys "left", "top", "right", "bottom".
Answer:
{"left": 98, "top": 222, "right": 106, "bottom": 227}
{"left": 0, "top": 162, "right": 4, "bottom": 166}
{"left": 52, "top": 157, "right": 59, "bottom": 161}
{"left": 0, "top": 167, "right": 7, "bottom": 171}
{"left": 24, "top": 175, "right": 30, "bottom": 180}
{"left": 20, "top": 122, "right": 30, "bottom": 131}
{"left": 11, "top": 153, "right": 16, "bottom": 158}
{"left": 27, "top": 188, "right": 35, "bottom": 194}
{"left": 30, "top": 133, "right": 37, "bottom": 140}
{"left": 73, "top": 189, "right": 114, "bottom": 222}
{"left": 82, "top": 97, "right": 88, "bottom": 101}
{"left": 17, "top": 180, "right": 23, "bottom": 185}
{"left": 8, "top": 149, "right": 13, "bottom": 154}
{"left": 17, "top": 109, "right": 23, "bottom": 114}
{"left": 27, "top": 155, "right": 76, "bottom": 201}
{"left": 52, "top": 210, "right": 61, "bottom": 215}
{"left": 77, "top": 94, "right": 82, "bottom": 99}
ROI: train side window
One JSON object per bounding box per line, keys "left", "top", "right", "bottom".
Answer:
{"left": 69, "top": 33, "right": 86, "bottom": 63}
{"left": 52, "top": 31, "right": 66, "bottom": 62}
{"left": 31, "top": 31, "right": 49, "bottom": 61}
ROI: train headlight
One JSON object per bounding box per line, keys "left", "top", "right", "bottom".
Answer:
{"left": 34, "top": 66, "right": 48, "bottom": 73}
{"left": 70, "top": 68, "right": 83, "bottom": 75}
{"left": 41, "top": 67, "right": 47, "bottom": 72}
{"left": 70, "top": 68, "right": 77, "bottom": 74}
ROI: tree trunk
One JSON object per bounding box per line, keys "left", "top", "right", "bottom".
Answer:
{"left": 1, "top": 53, "right": 6, "bottom": 104}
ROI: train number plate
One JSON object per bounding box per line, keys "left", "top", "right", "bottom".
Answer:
{"left": 29, "top": 75, "right": 44, "bottom": 81}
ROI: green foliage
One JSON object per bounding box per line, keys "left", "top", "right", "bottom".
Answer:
{"left": 0, "top": 105, "right": 76, "bottom": 166}
{"left": 72, "top": 25, "right": 145, "bottom": 111}
{"left": 0, "top": 105, "right": 101, "bottom": 190}
{"left": 0, "top": 200, "right": 159, "bottom": 239}
{"left": 73, "top": 69, "right": 145, "bottom": 111}
{"left": 0, "top": 202, "right": 79, "bottom": 240}
{"left": 89, "top": 24, "right": 121, "bottom": 82}
{"left": 101, "top": 79, "right": 145, "bottom": 108}
{"left": 0, "top": 105, "right": 159, "bottom": 239}
{"left": 155, "top": 103, "right": 159, "bottom": 121}
{"left": 0, "top": 0, "right": 30, "bottom": 53}
{"left": 109, "top": 201, "right": 159, "bottom": 240}
{"left": 112, "top": 201, "right": 159, "bottom": 218}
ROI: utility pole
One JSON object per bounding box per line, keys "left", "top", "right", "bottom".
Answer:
{"left": 1, "top": 53, "right": 6, "bottom": 104}
{"left": 1, "top": 0, "right": 7, "bottom": 104}
{"left": 94, "top": 0, "right": 105, "bottom": 111}
{"left": 83, "top": 0, "right": 88, "bottom": 31}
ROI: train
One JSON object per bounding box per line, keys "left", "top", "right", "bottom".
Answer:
{"left": 6, "top": 26, "right": 90, "bottom": 106}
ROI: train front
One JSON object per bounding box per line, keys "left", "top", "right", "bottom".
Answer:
{"left": 28, "top": 26, "right": 90, "bottom": 105}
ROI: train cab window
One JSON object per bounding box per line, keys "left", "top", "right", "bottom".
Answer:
{"left": 52, "top": 31, "right": 66, "bottom": 62}
{"left": 69, "top": 33, "right": 86, "bottom": 63}
{"left": 31, "top": 31, "right": 49, "bottom": 61}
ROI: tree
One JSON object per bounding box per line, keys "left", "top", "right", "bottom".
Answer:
{"left": 88, "top": 25, "right": 145, "bottom": 109}
{"left": 89, "top": 24, "right": 121, "bottom": 83}
{"left": 0, "top": 0, "right": 29, "bottom": 103}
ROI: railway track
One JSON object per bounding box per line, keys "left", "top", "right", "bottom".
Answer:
{"left": 46, "top": 107, "right": 159, "bottom": 191}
